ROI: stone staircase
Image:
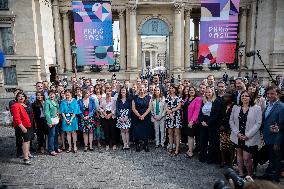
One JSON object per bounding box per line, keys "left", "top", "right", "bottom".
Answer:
{"left": 270, "top": 61, "right": 284, "bottom": 77}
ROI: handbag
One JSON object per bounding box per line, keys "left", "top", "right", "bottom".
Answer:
{"left": 51, "top": 116, "right": 60, "bottom": 125}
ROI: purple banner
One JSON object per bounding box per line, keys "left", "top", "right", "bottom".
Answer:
{"left": 198, "top": 0, "right": 240, "bottom": 64}
{"left": 72, "top": 1, "right": 114, "bottom": 66}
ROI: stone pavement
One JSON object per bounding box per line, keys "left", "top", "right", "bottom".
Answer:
{"left": 0, "top": 126, "right": 225, "bottom": 189}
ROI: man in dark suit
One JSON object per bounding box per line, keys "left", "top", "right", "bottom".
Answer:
{"left": 152, "top": 74, "right": 166, "bottom": 95}
{"left": 260, "top": 86, "right": 284, "bottom": 182}
{"left": 233, "top": 78, "right": 245, "bottom": 105}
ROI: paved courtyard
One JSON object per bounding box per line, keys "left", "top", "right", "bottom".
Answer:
{"left": 0, "top": 126, "right": 226, "bottom": 189}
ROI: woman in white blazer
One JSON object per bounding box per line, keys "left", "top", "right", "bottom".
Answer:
{"left": 151, "top": 86, "right": 166, "bottom": 147}
{"left": 229, "top": 90, "right": 262, "bottom": 177}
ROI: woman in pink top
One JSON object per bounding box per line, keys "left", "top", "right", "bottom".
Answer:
{"left": 182, "top": 86, "right": 202, "bottom": 158}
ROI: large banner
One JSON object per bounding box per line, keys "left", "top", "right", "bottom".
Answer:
{"left": 72, "top": 1, "right": 114, "bottom": 66}
{"left": 198, "top": 0, "right": 240, "bottom": 64}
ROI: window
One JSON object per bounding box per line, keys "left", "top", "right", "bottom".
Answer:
{"left": 4, "top": 65, "right": 17, "bottom": 85}
{"left": 0, "top": 0, "right": 8, "bottom": 10}
{"left": 0, "top": 27, "right": 14, "bottom": 54}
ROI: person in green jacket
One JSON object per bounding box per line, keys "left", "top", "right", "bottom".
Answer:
{"left": 44, "top": 90, "right": 62, "bottom": 156}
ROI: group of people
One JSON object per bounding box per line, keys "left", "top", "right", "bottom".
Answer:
{"left": 9, "top": 73, "right": 284, "bottom": 183}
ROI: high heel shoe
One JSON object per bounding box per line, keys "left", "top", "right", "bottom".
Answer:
{"left": 73, "top": 147, "right": 78, "bottom": 153}
{"left": 143, "top": 143, "right": 149, "bottom": 152}
{"left": 135, "top": 143, "right": 140, "bottom": 152}
{"left": 66, "top": 148, "right": 71, "bottom": 153}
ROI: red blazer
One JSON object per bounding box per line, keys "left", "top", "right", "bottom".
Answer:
{"left": 11, "top": 103, "right": 31, "bottom": 128}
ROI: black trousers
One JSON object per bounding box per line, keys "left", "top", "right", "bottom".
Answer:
{"left": 101, "top": 118, "right": 117, "bottom": 146}
{"left": 208, "top": 127, "right": 220, "bottom": 163}
{"left": 199, "top": 126, "right": 208, "bottom": 162}
{"left": 199, "top": 126, "right": 220, "bottom": 163}
{"left": 35, "top": 118, "right": 48, "bottom": 148}
{"left": 194, "top": 123, "right": 201, "bottom": 152}
{"left": 15, "top": 128, "right": 23, "bottom": 155}
{"left": 265, "top": 144, "right": 282, "bottom": 180}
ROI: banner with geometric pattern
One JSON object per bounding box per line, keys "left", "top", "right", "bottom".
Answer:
{"left": 72, "top": 1, "right": 114, "bottom": 66}
{"left": 198, "top": 0, "right": 240, "bottom": 64}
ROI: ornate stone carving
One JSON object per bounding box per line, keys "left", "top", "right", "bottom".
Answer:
{"left": 184, "top": 6, "right": 193, "bottom": 17}
{"left": 118, "top": 10, "right": 125, "bottom": 18}
{"left": 138, "top": 15, "right": 173, "bottom": 34}
{"left": 174, "top": 2, "right": 184, "bottom": 14}
{"left": 127, "top": 4, "right": 137, "bottom": 15}
{"left": 240, "top": 7, "right": 248, "bottom": 17}
{"left": 0, "top": 15, "right": 15, "bottom": 23}
{"left": 41, "top": 0, "right": 52, "bottom": 7}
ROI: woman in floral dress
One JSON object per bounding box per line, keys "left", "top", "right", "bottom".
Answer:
{"left": 78, "top": 89, "right": 96, "bottom": 151}
{"left": 165, "top": 84, "right": 182, "bottom": 155}
{"left": 116, "top": 86, "right": 132, "bottom": 149}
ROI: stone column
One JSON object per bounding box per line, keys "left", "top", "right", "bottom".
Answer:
{"left": 174, "top": 3, "right": 183, "bottom": 72}
{"left": 119, "top": 10, "right": 126, "bottom": 71}
{"left": 239, "top": 7, "right": 248, "bottom": 68}
{"left": 193, "top": 18, "right": 200, "bottom": 62}
{"left": 155, "top": 52, "right": 159, "bottom": 67}
{"left": 62, "top": 11, "right": 72, "bottom": 72}
{"left": 129, "top": 5, "right": 138, "bottom": 71}
{"left": 0, "top": 69, "right": 3, "bottom": 87}
{"left": 184, "top": 7, "right": 192, "bottom": 71}
{"left": 52, "top": 0, "right": 65, "bottom": 74}
{"left": 248, "top": 1, "right": 257, "bottom": 69}
{"left": 150, "top": 51, "right": 153, "bottom": 68}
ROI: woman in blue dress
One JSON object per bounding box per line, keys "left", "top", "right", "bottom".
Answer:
{"left": 116, "top": 86, "right": 132, "bottom": 150}
{"left": 60, "top": 89, "right": 81, "bottom": 153}
{"left": 132, "top": 84, "right": 152, "bottom": 152}
{"left": 78, "top": 89, "right": 96, "bottom": 152}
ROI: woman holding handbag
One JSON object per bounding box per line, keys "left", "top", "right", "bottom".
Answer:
{"left": 44, "top": 90, "right": 61, "bottom": 156}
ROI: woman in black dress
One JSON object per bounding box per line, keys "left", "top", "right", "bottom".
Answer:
{"left": 182, "top": 86, "right": 202, "bottom": 158}
{"left": 132, "top": 84, "right": 152, "bottom": 152}
{"left": 32, "top": 91, "right": 48, "bottom": 154}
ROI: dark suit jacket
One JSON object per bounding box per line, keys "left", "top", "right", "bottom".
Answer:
{"left": 262, "top": 101, "right": 284, "bottom": 144}
{"left": 199, "top": 97, "right": 223, "bottom": 129}
{"left": 233, "top": 91, "right": 241, "bottom": 105}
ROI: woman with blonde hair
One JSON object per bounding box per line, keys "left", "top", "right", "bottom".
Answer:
{"left": 199, "top": 86, "right": 222, "bottom": 164}
{"left": 151, "top": 86, "right": 166, "bottom": 148}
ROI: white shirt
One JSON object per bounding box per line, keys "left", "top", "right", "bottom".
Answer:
{"left": 202, "top": 101, "right": 212, "bottom": 116}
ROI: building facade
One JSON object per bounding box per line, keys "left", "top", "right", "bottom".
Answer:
{"left": 0, "top": 0, "right": 283, "bottom": 94}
